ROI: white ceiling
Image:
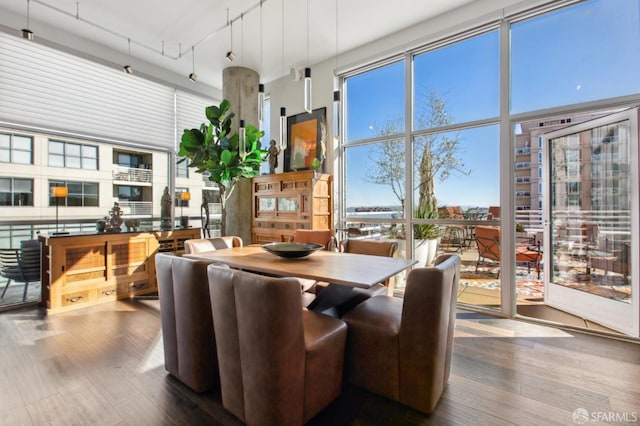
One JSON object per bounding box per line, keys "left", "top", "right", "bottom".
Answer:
{"left": 0, "top": 0, "right": 476, "bottom": 90}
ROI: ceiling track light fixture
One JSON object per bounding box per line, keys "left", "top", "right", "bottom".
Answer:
{"left": 19, "top": 0, "right": 269, "bottom": 65}
{"left": 123, "top": 38, "right": 133, "bottom": 74}
{"left": 226, "top": 9, "right": 234, "bottom": 62}
{"left": 188, "top": 46, "right": 197, "bottom": 82}
{"left": 22, "top": 0, "right": 33, "bottom": 40}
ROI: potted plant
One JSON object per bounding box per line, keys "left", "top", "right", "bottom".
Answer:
{"left": 413, "top": 206, "right": 442, "bottom": 266}
{"left": 178, "top": 99, "right": 265, "bottom": 235}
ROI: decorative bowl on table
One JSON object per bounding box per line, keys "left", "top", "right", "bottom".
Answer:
{"left": 261, "top": 242, "right": 324, "bottom": 258}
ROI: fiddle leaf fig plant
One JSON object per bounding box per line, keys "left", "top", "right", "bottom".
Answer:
{"left": 178, "top": 99, "right": 265, "bottom": 233}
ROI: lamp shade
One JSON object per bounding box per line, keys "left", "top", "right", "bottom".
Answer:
{"left": 51, "top": 186, "right": 68, "bottom": 198}
{"left": 180, "top": 191, "right": 191, "bottom": 201}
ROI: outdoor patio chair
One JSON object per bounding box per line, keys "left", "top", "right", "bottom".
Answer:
{"left": 475, "top": 226, "right": 541, "bottom": 279}
{"left": 0, "top": 240, "right": 41, "bottom": 302}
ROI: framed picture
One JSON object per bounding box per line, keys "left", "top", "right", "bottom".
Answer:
{"left": 285, "top": 107, "right": 327, "bottom": 172}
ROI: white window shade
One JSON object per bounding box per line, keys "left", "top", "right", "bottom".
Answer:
{"left": 0, "top": 33, "right": 176, "bottom": 150}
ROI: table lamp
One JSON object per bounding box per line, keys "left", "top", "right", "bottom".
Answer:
{"left": 179, "top": 191, "right": 191, "bottom": 228}
{"left": 51, "top": 186, "right": 69, "bottom": 235}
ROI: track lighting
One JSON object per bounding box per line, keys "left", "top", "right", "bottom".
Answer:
{"left": 123, "top": 38, "right": 133, "bottom": 74}
{"left": 226, "top": 12, "right": 234, "bottom": 62}
{"left": 188, "top": 46, "right": 197, "bottom": 81}
{"left": 22, "top": 0, "right": 33, "bottom": 40}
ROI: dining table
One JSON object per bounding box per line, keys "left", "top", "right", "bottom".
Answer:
{"left": 183, "top": 245, "right": 418, "bottom": 289}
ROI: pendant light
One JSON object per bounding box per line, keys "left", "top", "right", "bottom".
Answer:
{"left": 257, "top": 1, "right": 265, "bottom": 126}
{"left": 189, "top": 46, "right": 197, "bottom": 82}
{"left": 279, "top": 108, "right": 287, "bottom": 150}
{"left": 21, "top": 0, "right": 33, "bottom": 40}
{"left": 123, "top": 38, "right": 133, "bottom": 74}
{"left": 239, "top": 120, "right": 246, "bottom": 155}
{"left": 333, "top": 0, "right": 341, "bottom": 140}
{"left": 303, "top": 0, "right": 312, "bottom": 113}
{"left": 279, "top": 0, "right": 287, "bottom": 151}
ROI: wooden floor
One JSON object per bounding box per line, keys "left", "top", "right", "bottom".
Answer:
{"left": 1, "top": 300, "right": 638, "bottom": 426}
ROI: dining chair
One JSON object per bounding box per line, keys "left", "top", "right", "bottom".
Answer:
{"left": 183, "top": 236, "right": 243, "bottom": 254}
{"left": 207, "top": 265, "right": 347, "bottom": 425}
{"left": 291, "top": 229, "right": 336, "bottom": 251}
{"left": 155, "top": 253, "right": 228, "bottom": 392}
{"left": 0, "top": 240, "right": 41, "bottom": 302}
{"left": 339, "top": 239, "right": 399, "bottom": 288}
{"left": 291, "top": 229, "right": 336, "bottom": 294}
{"left": 342, "top": 253, "right": 461, "bottom": 414}
{"left": 308, "top": 238, "right": 398, "bottom": 317}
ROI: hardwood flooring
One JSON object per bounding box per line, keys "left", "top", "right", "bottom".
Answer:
{"left": 1, "top": 300, "right": 638, "bottom": 425}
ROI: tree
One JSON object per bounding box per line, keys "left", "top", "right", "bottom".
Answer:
{"left": 365, "top": 117, "right": 405, "bottom": 211}
{"left": 414, "top": 90, "right": 468, "bottom": 212}
{"left": 178, "top": 99, "right": 265, "bottom": 235}
{"left": 365, "top": 90, "right": 468, "bottom": 213}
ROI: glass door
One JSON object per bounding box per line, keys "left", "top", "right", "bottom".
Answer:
{"left": 543, "top": 108, "right": 638, "bottom": 336}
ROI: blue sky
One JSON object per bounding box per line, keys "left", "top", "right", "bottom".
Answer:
{"left": 343, "top": 0, "right": 640, "bottom": 210}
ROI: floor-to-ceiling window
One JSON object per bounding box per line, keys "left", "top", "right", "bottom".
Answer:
{"left": 340, "top": 0, "right": 640, "bottom": 333}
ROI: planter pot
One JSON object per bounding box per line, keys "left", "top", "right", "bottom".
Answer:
{"left": 415, "top": 238, "right": 439, "bottom": 266}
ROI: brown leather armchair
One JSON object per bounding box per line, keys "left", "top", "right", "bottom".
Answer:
{"left": 183, "top": 236, "right": 243, "bottom": 254}
{"left": 342, "top": 253, "right": 461, "bottom": 414}
{"left": 155, "top": 253, "right": 227, "bottom": 392}
{"left": 291, "top": 229, "right": 336, "bottom": 251}
{"left": 291, "top": 229, "right": 336, "bottom": 295}
{"left": 339, "top": 239, "right": 398, "bottom": 288}
{"left": 207, "top": 265, "right": 347, "bottom": 425}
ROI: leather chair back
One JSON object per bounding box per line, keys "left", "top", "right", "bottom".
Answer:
{"left": 399, "top": 253, "right": 460, "bottom": 411}
{"left": 343, "top": 253, "right": 460, "bottom": 414}
{"left": 208, "top": 265, "right": 347, "bottom": 425}
{"left": 155, "top": 253, "right": 226, "bottom": 392}
{"left": 208, "top": 266, "right": 306, "bottom": 424}
{"left": 184, "top": 236, "right": 243, "bottom": 254}
{"left": 339, "top": 239, "right": 398, "bottom": 288}
{"left": 292, "top": 229, "right": 336, "bottom": 251}
{"left": 339, "top": 238, "right": 398, "bottom": 257}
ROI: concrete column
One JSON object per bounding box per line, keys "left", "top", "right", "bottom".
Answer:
{"left": 223, "top": 66, "right": 259, "bottom": 243}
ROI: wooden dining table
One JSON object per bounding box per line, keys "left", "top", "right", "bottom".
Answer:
{"left": 183, "top": 245, "right": 418, "bottom": 289}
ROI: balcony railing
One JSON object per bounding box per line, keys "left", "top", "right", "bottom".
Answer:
{"left": 113, "top": 165, "right": 153, "bottom": 184}
{"left": 118, "top": 201, "right": 153, "bottom": 217}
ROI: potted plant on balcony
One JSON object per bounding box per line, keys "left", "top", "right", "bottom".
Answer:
{"left": 178, "top": 99, "right": 265, "bottom": 235}
{"left": 413, "top": 206, "right": 442, "bottom": 266}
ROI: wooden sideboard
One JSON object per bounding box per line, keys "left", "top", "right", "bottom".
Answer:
{"left": 39, "top": 228, "right": 201, "bottom": 315}
{"left": 251, "top": 170, "right": 333, "bottom": 244}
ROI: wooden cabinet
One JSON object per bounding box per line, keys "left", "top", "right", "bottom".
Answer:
{"left": 251, "top": 171, "right": 333, "bottom": 244}
{"left": 40, "top": 228, "right": 200, "bottom": 314}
